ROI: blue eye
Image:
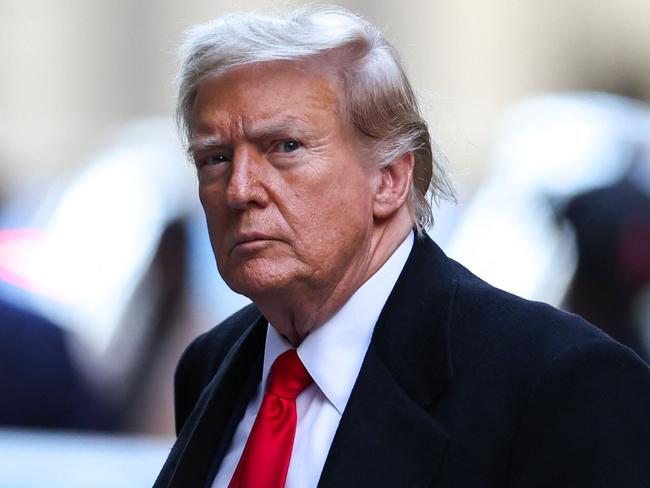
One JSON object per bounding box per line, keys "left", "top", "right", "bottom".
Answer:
{"left": 278, "top": 140, "right": 301, "bottom": 153}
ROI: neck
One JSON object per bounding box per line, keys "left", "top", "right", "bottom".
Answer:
{"left": 254, "top": 211, "right": 414, "bottom": 346}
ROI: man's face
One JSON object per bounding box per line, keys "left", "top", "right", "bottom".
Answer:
{"left": 190, "top": 61, "right": 378, "bottom": 301}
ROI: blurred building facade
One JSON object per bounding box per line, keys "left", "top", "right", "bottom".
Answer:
{"left": 2, "top": 0, "right": 650, "bottom": 196}
{"left": 2, "top": 0, "right": 650, "bottom": 438}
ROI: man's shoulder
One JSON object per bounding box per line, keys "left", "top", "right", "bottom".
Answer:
{"left": 439, "top": 260, "right": 650, "bottom": 485}
{"left": 397, "top": 233, "right": 640, "bottom": 375}
{"left": 446, "top": 256, "right": 644, "bottom": 379}
{"left": 452, "top": 258, "right": 609, "bottom": 344}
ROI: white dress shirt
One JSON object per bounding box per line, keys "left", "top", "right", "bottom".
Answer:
{"left": 211, "top": 232, "right": 414, "bottom": 488}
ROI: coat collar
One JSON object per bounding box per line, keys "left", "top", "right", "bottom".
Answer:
{"left": 317, "top": 233, "right": 456, "bottom": 488}
{"left": 155, "top": 315, "right": 266, "bottom": 488}
{"left": 371, "top": 232, "right": 456, "bottom": 407}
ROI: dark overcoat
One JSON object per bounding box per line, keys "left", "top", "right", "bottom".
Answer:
{"left": 155, "top": 234, "right": 650, "bottom": 487}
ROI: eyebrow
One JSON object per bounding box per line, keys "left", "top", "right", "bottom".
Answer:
{"left": 188, "top": 115, "right": 313, "bottom": 155}
{"left": 187, "top": 135, "right": 225, "bottom": 156}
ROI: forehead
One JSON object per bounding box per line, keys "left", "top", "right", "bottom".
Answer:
{"left": 191, "top": 61, "right": 343, "bottom": 136}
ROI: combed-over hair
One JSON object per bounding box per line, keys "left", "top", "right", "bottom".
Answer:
{"left": 177, "top": 5, "right": 454, "bottom": 231}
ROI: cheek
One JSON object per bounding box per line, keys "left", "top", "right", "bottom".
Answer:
{"left": 199, "top": 183, "right": 225, "bottom": 218}
{"left": 322, "top": 171, "right": 372, "bottom": 214}
{"left": 296, "top": 173, "right": 373, "bottom": 242}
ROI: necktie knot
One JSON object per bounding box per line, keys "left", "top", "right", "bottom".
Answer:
{"left": 266, "top": 349, "right": 312, "bottom": 399}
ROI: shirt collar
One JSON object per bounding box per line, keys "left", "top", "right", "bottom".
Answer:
{"left": 263, "top": 231, "right": 414, "bottom": 414}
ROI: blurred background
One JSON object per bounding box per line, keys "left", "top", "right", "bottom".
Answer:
{"left": 1, "top": 0, "right": 649, "bottom": 486}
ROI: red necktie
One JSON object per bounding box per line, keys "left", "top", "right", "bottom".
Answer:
{"left": 228, "top": 349, "right": 313, "bottom": 488}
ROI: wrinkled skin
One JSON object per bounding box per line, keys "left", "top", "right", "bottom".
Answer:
{"left": 190, "top": 61, "right": 414, "bottom": 344}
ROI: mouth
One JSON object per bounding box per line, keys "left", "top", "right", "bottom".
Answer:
{"left": 229, "top": 232, "right": 279, "bottom": 254}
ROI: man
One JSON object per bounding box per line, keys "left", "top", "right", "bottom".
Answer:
{"left": 155, "top": 6, "right": 650, "bottom": 487}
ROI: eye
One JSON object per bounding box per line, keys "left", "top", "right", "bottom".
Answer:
{"left": 275, "top": 140, "right": 301, "bottom": 153}
{"left": 201, "top": 153, "right": 231, "bottom": 166}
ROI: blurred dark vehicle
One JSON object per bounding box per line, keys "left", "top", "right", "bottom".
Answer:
{"left": 561, "top": 178, "right": 650, "bottom": 361}
{"left": 0, "top": 296, "right": 115, "bottom": 430}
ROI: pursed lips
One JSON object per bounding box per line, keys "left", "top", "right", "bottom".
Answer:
{"left": 229, "top": 231, "right": 280, "bottom": 254}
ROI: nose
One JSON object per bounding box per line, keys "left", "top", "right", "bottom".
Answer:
{"left": 226, "top": 146, "right": 269, "bottom": 210}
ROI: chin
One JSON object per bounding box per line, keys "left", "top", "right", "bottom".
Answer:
{"left": 221, "top": 259, "right": 298, "bottom": 299}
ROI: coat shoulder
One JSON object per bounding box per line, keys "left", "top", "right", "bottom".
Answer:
{"left": 437, "top": 257, "right": 650, "bottom": 485}
{"left": 449, "top": 259, "right": 621, "bottom": 369}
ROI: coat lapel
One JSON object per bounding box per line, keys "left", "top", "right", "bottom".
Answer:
{"left": 318, "top": 234, "right": 457, "bottom": 488}
{"left": 155, "top": 315, "right": 266, "bottom": 488}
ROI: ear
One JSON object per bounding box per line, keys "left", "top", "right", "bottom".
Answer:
{"left": 372, "top": 152, "right": 414, "bottom": 220}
